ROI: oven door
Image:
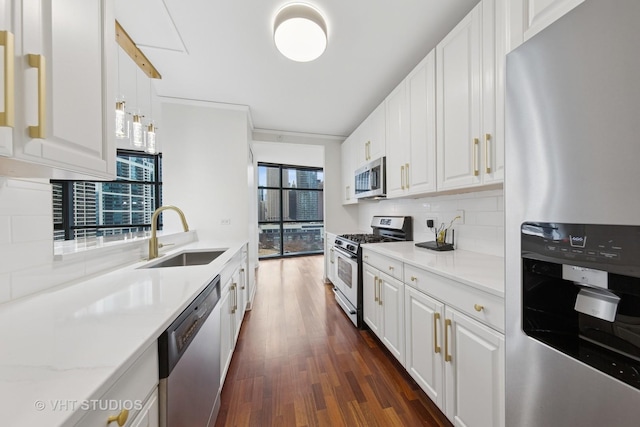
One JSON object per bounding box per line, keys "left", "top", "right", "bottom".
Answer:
{"left": 333, "top": 247, "right": 358, "bottom": 325}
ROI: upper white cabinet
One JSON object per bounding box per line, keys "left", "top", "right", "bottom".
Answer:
{"left": 436, "top": 0, "right": 506, "bottom": 191}
{"left": 0, "top": 0, "right": 116, "bottom": 179}
{"left": 386, "top": 50, "right": 437, "bottom": 198}
{"left": 341, "top": 134, "right": 357, "bottom": 205}
{"left": 355, "top": 103, "right": 385, "bottom": 168}
{"left": 518, "top": 0, "right": 585, "bottom": 44}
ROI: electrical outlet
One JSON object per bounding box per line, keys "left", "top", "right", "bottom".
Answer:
{"left": 456, "top": 210, "right": 465, "bottom": 225}
{"left": 425, "top": 216, "right": 438, "bottom": 230}
{"left": 221, "top": 218, "right": 231, "bottom": 225}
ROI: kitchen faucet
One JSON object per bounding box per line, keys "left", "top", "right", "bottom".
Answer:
{"left": 148, "top": 205, "right": 189, "bottom": 260}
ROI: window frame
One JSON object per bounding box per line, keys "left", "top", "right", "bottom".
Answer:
{"left": 257, "top": 162, "right": 324, "bottom": 258}
{"left": 52, "top": 149, "right": 163, "bottom": 240}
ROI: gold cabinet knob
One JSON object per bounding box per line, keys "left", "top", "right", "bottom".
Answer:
{"left": 388, "top": 266, "right": 394, "bottom": 271}
{"left": 474, "top": 304, "right": 484, "bottom": 312}
{"left": 107, "top": 409, "right": 129, "bottom": 426}
{"left": 410, "top": 276, "right": 417, "bottom": 282}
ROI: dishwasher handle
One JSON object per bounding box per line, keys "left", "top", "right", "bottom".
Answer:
{"left": 158, "top": 275, "right": 221, "bottom": 379}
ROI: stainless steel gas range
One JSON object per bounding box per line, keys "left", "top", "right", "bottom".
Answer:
{"left": 331, "top": 216, "right": 412, "bottom": 327}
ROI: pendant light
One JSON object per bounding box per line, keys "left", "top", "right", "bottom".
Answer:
{"left": 145, "top": 79, "right": 157, "bottom": 154}
{"left": 131, "top": 67, "right": 144, "bottom": 148}
{"left": 115, "top": 48, "right": 129, "bottom": 139}
{"left": 274, "top": 3, "right": 327, "bottom": 62}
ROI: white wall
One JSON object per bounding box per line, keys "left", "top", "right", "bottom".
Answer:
{"left": 252, "top": 141, "right": 323, "bottom": 168}
{"left": 161, "top": 100, "right": 250, "bottom": 242}
{"left": 357, "top": 189, "right": 504, "bottom": 256}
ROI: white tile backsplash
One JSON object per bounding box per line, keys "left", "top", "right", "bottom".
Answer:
{"left": 11, "top": 215, "right": 52, "bottom": 243}
{"left": 0, "top": 178, "right": 187, "bottom": 304}
{"left": 358, "top": 189, "right": 505, "bottom": 256}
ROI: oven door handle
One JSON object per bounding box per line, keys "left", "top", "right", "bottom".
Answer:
{"left": 334, "top": 246, "right": 358, "bottom": 260}
{"left": 333, "top": 287, "right": 357, "bottom": 314}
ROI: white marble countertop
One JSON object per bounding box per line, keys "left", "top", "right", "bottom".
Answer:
{"left": 361, "top": 241, "right": 504, "bottom": 298}
{"left": 0, "top": 239, "right": 246, "bottom": 427}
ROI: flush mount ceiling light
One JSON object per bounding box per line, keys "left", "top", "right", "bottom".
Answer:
{"left": 274, "top": 3, "right": 327, "bottom": 62}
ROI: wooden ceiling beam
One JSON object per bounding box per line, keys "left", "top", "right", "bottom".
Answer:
{"left": 115, "top": 20, "right": 162, "bottom": 79}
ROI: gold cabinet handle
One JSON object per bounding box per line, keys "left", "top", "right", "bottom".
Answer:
{"left": 345, "top": 185, "right": 350, "bottom": 200}
{"left": 400, "top": 165, "right": 405, "bottom": 189}
{"left": 27, "top": 54, "right": 46, "bottom": 139}
{"left": 484, "top": 133, "right": 491, "bottom": 174}
{"left": 0, "top": 31, "right": 15, "bottom": 128}
{"left": 405, "top": 163, "right": 410, "bottom": 189}
{"left": 107, "top": 409, "right": 129, "bottom": 426}
{"left": 330, "top": 248, "right": 335, "bottom": 264}
{"left": 378, "top": 277, "right": 383, "bottom": 306}
{"left": 434, "top": 312, "right": 441, "bottom": 354}
{"left": 366, "top": 140, "right": 371, "bottom": 160}
{"left": 444, "top": 318, "right": 452, "bottom": 362}
{"left": 474, "top": 304, "right": 484, "bottom": 312}
{"left": 374, "top": 276, "right": 379, "bottom": 302}
{"left": 473, "top": 138, "right": 479, "bottom": 176}
{"left": 410, "top": 276, "right": 417, "bottom": 282}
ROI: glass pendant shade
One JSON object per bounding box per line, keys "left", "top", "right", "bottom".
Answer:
{"left": 274, "top": 3, "right": 327, "bottom": 62}
{"left": 145, "top": 123, "right": 157, "bottom": 154}
{"left": 131, "top": 114, "right": 144, "bottom": 148}
{"left": 115, "top": 101, "right": 128, "bottom": 139}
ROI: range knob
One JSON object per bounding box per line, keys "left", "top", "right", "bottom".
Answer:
{"left": 347, "top": 244, "right": 356, "bottom": 252}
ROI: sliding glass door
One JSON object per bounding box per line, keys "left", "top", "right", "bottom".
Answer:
{"left": 257, "top": 163, "right": 324, "bottom": 258}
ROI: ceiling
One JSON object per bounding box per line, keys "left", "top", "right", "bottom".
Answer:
{"left": 114, "top": 0, "right": 480, "bottom": 137}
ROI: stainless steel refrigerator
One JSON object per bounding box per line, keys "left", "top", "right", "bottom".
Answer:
{"left": 506, "top": 0, "right": 640, "bottom": 425}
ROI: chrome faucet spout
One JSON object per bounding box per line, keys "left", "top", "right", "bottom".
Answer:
{"left": 148, "top": 205, "right": 190, "bottom": 260}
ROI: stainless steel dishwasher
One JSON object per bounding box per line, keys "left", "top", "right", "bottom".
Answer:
{"left": 158, "top": 275, "right": 221, "bottom": 427}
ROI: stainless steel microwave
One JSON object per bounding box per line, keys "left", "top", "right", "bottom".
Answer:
{"left": 354, "top": 157, "right": 386, "bottom": 199}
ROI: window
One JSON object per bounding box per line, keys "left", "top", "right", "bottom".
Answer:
{"left": 257, "top": 163, "right": 324, "bottom": 258}
{"left": 52, "top": 149, "right": 162, "bottom": 241}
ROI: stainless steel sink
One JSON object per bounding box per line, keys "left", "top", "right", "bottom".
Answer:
{"left": 141, "top": 250, "right": 227, "bottom": 268}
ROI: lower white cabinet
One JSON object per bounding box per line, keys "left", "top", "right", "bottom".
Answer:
{"left": 362, "top": 260, "right": 405, "bottom": 365}
{"left": 404, "top": 267, "right": 505, "bottom": 427}
{"left": 325, "top": 232, "right": 337, "bottom": 284}
{"left": 404, "top": 286, "right": 444, "bottom": 408}
{"left": 129, "top": 388, "right": 159, "bottom": 427}
{"left": 219, "top": 247, "right": 247, "bottom": 385}
{"left": 444, "top": 307, "right": 505, "bottom": 427}
{"left": 74, "top": 344, "right": 159, "bottom": 427}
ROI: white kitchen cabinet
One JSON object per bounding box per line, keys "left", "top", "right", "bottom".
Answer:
{"left": 384, "top": 80, "right": 407, "bottom": 198}
{"left": 362, "top": 263, "right": 381, "bottom": 336}
{"left": 362, "top": 251, "right": 405, "bottom": 365}
{"left": 219, "top": 247, "right": 247, "bottom": 385}
{"left": 355, "top": 102, "right": 385, "bottom": 167}
{"left": 0, "top": 0, "right": 15, "bottom": 157}
{"left": 403, "top": 261, "right": 505, "bottom": 427}
{"left": 518, "top": 0, "right": 585, "bottom": 44}
{"left": 341, "top": 135, "right": 357, "bottom": 205}
{"left": 74, "top": 344, "right": 159, "bottom": 427}
{"left": 404, "top": 286, "right": 444, "bottom": 408}
{"left": 219, "top": 275, "right": 234, "bottom": 383}
{"left": 444, "top": 307, "right": 505, "bottom": 427}
{"left": 436, "top": 0, "right": 506, "bottom": 191}
{"left": 325, "top": 232, "right": 337, "bottom": 284}
{"left": 129, "top": 388, "right": 159, "bottom": 427}
{"left": 386, "top": 49, "right": 437, "bottom": 198}
{"left": 1, "top": 0, "right": 116, "bottom": 179}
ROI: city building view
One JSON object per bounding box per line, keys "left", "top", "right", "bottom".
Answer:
{"left": 53, "top": 152, "right": 160, "bottom": 240}
{"left": 258, "top": 164, "right": 324, "bottom": 257}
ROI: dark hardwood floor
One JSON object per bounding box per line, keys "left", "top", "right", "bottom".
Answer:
{"left": 215, "top": 255, "right": 452, "bottom": 427}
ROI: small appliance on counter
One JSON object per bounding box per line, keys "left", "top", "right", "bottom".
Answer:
{"left": 415, "top": 216, "right": 459, "bottom": 251}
